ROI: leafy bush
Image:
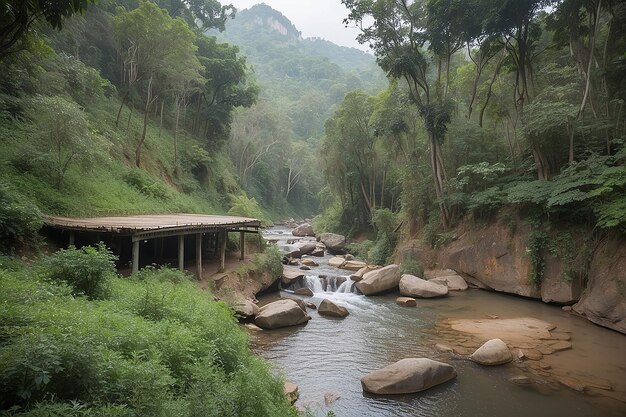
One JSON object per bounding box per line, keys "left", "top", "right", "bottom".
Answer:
{"left": 132, "top": 265, "right": 191, "bottom": 284}
{"left": 40, "top": 243, "right": 117, "bottom": 299}
{"left": 123, "top": 169, "right": 171, "bottom": 201}
{"left": 0, "top": 184, "right": 42, "bottom": 254}
{"left": 368, "top": 235, "right": 393, "bottom": 265}
{"left": 253, "top": 245, "right": 283, "bottom": 280}
{"left": 400, "top": 258, "right": 424, "bottom": 278}
{"left": 345, "top": 240, "right": 373, "bottom": 261}
{"left": 227, "top": 194, "right": 271, "bottom": 226}
{"left": 0, "top": 263, "right": 297, "bottom": 416}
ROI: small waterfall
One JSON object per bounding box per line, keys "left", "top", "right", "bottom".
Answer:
{"left": 287, "top": 275, "right": 359, "bottom": 294}
{"left": 304, "top": 275, "right": 325, "bottom": 292}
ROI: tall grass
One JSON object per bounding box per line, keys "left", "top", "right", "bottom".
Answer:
{"left": 0, "top": 256, "right": 297, "bottom": 417}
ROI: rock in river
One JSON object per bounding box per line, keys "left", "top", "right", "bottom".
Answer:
{"left": 281, "top": 266, "right": 304, "bottom": 286}
{"left": 361, "top": 358, "right": 457, "bottom": 394}
{"left": 319, "top": 232, "right": 346, "bottom": 253}
{"left": 255, "top": 299, "right": 311, "bottom": 330}
{"left": 429, "top": 274, "right": 468, "bottom": 291}
{"left": 355, "top": 264, "right": 401, "bottom": 295}
{"left": 292, "top": 223, "right": 315, "bottom": 237}
{"left": 470, "top": 338, "right": 513, "bottom": 365}
{"left": 233, "top": 299, "right": 259, "bottom": 318}
{"left": 396, "top": 297, "right": 417, "bottom": 307}
{"left": 399, "top": 274, "right": 449, "bottom": 298}
{"left": 318, "top": 299, "right": 349, "bottom": 318}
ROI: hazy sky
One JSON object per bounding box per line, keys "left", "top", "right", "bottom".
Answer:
{"left": 226, "top": 0, "right": 366, "bottom": 51}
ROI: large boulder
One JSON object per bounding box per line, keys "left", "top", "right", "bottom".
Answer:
{"left": 281, "top": 266, "right": 305, "bottom": 286}
{"left": 318, "top": 299, "right": 349, "bottom": 318}
{"left": 292, "top": 223, "right": 315, "bottom": 237}
{"left": 286, "top": 243, "right": 317, "bottom": 258}
{"left": 328, "top": 257, "right": 346, "bottom": 268}
{"left": 355, "top": 264, "right": 401, "bottom": 295}
{"left": 351, "top": 265, "right": 381, "bottom": 282}
{"left": 429, "top": 274, "right": 468, "bottom": 291}
{"left": 341, "top": 260, "right": 367, "bottom": 271}
{"left": 361, "top": 358, "right": 457, "bottom": 395}
{"left": 255, "top": 299, "right": 311, "bottom": 329}
{"left": 319, "top": 233, "right": 346, "bottom": 253}
{"left": 399, "top": 274, "right": 449, "bottom": 298}
{"left": 233, "top": 299, "right": 259, "bottom": 318}
{"left": 469, "top": 338, "right": 513, "bottom": 365}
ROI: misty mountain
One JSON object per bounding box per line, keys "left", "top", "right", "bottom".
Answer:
{"left": 208, "top": 3, "right": 386, "bottom": 139}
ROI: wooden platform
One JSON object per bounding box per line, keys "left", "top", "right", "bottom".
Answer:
{"left": 43, "top": 214, "right": 260, "bottom": 234}
{"left": 43, "top": 214, "right": 261, "bottom": 274}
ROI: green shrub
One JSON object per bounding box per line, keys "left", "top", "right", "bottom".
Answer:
{"left": 400, "top": 258, "right": 424, "bottom": 277}
{"left": 253, "top": 245, "right": 283, "bottom": 280}
{"left": 368, "top": 235, "right": 393, "bottom": 265}
{"left": 123, "top": 169, "right": 171, "bottom": 201}
{"left": 0, "top": 264, "right": 297, "bottom": 416}
{"left": 227, "top": 194, "right": 271, "bottom": 226}
{"left": 0, "top": 184, "right": 42, "bottom": 254}
{"left": 40, "top": 243, "right": 117, "bottom": 299}
{"left": 132, "top": 265, "right": 191, "bottom": 284}
{"left": 346, "top": 240, "right": 373, "bottom": 261}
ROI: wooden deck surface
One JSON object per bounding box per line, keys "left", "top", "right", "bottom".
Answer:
{"left": 43, "top": 213, "right": 260, "bottom": 233}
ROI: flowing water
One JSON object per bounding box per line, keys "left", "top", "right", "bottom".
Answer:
{"left": 255, "top": 227, "right": 626, "bottom": 417}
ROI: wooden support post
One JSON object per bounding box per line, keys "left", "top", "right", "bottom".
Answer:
{"left": 219, "top": 230, "right": 227, "bottom": 272}
{"left": 239, "top": 231, "right": 245, "bottom": 260}
{"left": 132, "top": 240, "right": 139, "bottom": 274}
{"left": 196, "top": 233, "right": 202, "bottom": 279}
{"left": 69, "top": 232, "right": 75, "bottom": 247}
{"left": 178, "top": 235, "right": 185, "bottom": 271}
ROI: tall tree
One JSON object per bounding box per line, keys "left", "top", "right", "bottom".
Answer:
{"left": 343, "top": 0, "right": 454, "bottom": 226}
{"left": 114, "top": 0, "right": 201, "bottom": 167}
{"left": 0, "top": 0, "right": 95, "bottom": 60}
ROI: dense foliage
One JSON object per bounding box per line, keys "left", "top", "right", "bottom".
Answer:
{"left": 0, "top": 254, "right": 296, "bottom": 416}
{"left": 316, "top": 0, "right": 625, "bottom": 265}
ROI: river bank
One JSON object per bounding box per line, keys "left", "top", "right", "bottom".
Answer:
{"left": 247, "top": 226, "right": 626, "bottom": 417}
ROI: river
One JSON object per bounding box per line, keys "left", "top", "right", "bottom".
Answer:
{"left": 254, "top": 227, "right": 626, "bottom": 417}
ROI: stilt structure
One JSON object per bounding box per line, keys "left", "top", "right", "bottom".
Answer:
{"left": 43, "top": 214, "right": 261, "bottom": 278}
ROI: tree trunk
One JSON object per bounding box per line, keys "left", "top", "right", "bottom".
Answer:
{"left": 429, "top": 132, "right": 449, "bottom": 228}
{"left": 159, "top": 100, "right": 164, "bottom": 137}
{"left": 135, "top": 75, "right": 154, "bottom": 168}
{"left": 116, "top": 89, "right": 131, "bottom": 128}
{"left": 173, "top": 95, "right": 181, "bottom": 175}
{"left": 479, "top": 53, "right": 505, "bottom": 128}
{"left": 579, "top": 0, "right": 601, "bottom": 119}
{"left": 126, "top": 105, "right": 133, "bottom": 131}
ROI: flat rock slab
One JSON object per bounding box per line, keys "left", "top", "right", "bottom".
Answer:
{"left": 361, "top": 358, "right": 457, "bottom": 395}
{"left": 448, "top": 318, "right": 556, "bottom": 346}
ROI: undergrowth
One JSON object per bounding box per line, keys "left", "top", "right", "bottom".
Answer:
{"left": 0, "top": 251, "right": 297, "bottom": 416}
